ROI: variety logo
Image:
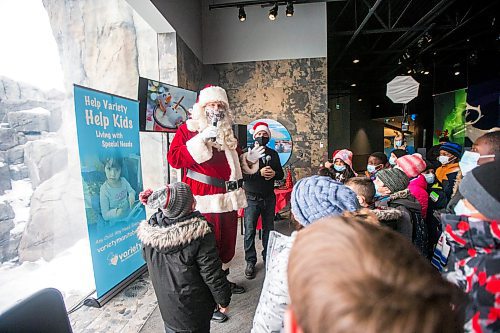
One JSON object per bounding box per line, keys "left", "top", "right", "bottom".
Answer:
{"left": 107, "top": 243, "right": 142, "bottom": 266}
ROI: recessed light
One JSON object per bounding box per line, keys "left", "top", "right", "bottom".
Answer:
{"left": 424, "top": 71, "right": 430, "bottom": 75}
{"left": 454, "top": 71, "right": 460, "bottom": 76}
{"left": 351, "top": 83, "right": 356, "bottom": 87}
{"left": 358, "top": 98, "right": 362, "bottom": 102}
{"left": 376, "top": 105, "right": 380, "bottom": 108}
{"left": 353, "top": 59, "right": 360, "bottom": 64}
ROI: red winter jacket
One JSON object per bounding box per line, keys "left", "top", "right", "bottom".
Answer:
{"left": 408, "top": 174, "right": 429, "bottom": 218}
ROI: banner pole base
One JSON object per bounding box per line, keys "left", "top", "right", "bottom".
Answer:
{"left": 83, "top": 264, "right": 147, "bottom": 309}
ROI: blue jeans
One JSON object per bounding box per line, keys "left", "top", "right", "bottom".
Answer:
{"left": 244, "top": 193, "right": 276, "bottom": 264}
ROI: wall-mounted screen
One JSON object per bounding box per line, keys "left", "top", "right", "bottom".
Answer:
{"left": 138, "top": 77, "right": 197, "bottom": 132}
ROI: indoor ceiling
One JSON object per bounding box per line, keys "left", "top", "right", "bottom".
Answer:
{"left": 328, "top": 0, "right": 500, "bottom": 103}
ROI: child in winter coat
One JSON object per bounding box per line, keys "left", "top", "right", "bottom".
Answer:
{"left": 137, "top": 182, "right": 231, "bottom": 333}
{"left": 321, "top": 149, "right": 356, "bottom": 183}
{"left": 345, "top": 177, "right": 406, "bottom": 234}
{"left": 395, "top": 153, "right": 428, "bottom": 218}
{"left": 251, "top": 176, "right": 360, "bottom": 333}
{"left": 374, "top": 168, "right": 428, "bottom": 256}
{"left": 441, "top": 161, "right": 500, "bottom": 333}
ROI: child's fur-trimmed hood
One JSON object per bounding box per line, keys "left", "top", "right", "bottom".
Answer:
{"left": 137, "top": 215, "right": 212, "bottom": 251}
{"left": 372, "top": 207, "right": 404, "bottom": 221}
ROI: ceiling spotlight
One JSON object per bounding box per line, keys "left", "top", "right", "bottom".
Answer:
{"left": 407, "top": 69, "right": 412, "bottom": 74}
{"left": 353, "top": 59, "right": 360, "bottom": 64}
{"left": 454, "top": 71, "right": 460, "bottom": 76}
{"left": 402, "top": 51, "right": 411, "bottom": 60}
{"left": 269, "top": 3, "right": 278, "bottom": 20}
{"left": 351, "top": 83, "right": 356, "bottom": 87}
{"left": 286, "top": 2, "right": 294, "bottom": 17}
{"left": 376, "top": 104, "right": 380, "bottom": 108}
{"left": 358, "top": 98, "right": 363, "bottom": 102}
{"left": 424, "top": 71, "right": 430, "bottom": 75}
{"left": 238, "top": 6, "right": 246, "bottom": 22}
{"left": 398, "top": 58, "right": 402, "bottom": 65}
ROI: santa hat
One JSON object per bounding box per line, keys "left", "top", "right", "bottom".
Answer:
{"left": 249, "top": 122, "right": 271, "bottom": 139}
{"left": 196, "top": 84, "right": 229, "bottom": 109}
{"left": 332, "top": 149, "right": 354, "bottom": 169}
{"left": 395, "top": 153, "right": 426, "bottom": 178}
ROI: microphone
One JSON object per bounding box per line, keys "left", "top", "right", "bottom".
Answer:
{"left": 210, "top": 118, "right": 218, "bottom": 142}
{"left": 265, "top": 155, "right": 271, "bottom": 166}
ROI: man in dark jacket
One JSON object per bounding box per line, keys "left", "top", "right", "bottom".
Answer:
{"left": 243, "top": 122, "right": 284, "bottom": 279}
{"left": 137, "top": 182, "right": 231, "bottom": 331}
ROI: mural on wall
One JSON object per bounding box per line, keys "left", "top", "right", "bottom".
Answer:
{"left": 212, "top": 58, "right": 328, "bottom": 179}
{"left": 247, "top": 119, "right": 293, "bottom": 166}
{"left": 433, "top": 80, "right": 500, "bottom": 146}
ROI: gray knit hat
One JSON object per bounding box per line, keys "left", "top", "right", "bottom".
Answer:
{"left": 146, "top": 182, "right": 194, "bottom": 219}
{"left": 459, "top": 161, "right": 500, "bottom": 220}
{"left": 376, "top": 168, "right": 409, "bottom": 193}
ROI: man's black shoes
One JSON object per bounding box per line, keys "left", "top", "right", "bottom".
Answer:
{"left": 245, "top": 262, "right": 256, "bottom": 279}
{"left": 229, "top": 282, "right": 246, "bottom": 294}
{"left": 211, "top": 309, "right": 228, "bottom": 323}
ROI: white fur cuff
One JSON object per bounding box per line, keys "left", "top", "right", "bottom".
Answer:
{"left": 186, "top": 134, "right": 213, "bottom": 164}
{"left": 240, "top": 153, "right": 260, "bottom": 174}
{"left": 195, "top": 188, "right": 248, "bottom": 214}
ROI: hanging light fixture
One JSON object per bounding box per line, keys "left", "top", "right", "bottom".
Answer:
{"left": 286, "top": 2, "right": 294, "bottom": 17}
{"left": 238, "top": 6, "right": 246, "bottom": 22}
{"left": 269, "top": 3, "right": 278, "bottom": 20}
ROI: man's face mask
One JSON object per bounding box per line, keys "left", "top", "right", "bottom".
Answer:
{"left": 255, "top": 136, "right": 270, "bottom": 146}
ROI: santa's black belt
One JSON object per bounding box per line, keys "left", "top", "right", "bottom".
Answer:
{"left": 186, "top": 169, "right": 243, "bottom": 192}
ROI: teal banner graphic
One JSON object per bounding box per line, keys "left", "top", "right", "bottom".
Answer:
{"left": 74, "top": 85, "right": 146, "bottom": 298}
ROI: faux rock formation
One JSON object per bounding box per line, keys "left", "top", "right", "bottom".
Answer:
{"left": 18, "top": 170, "right": 87, "bottom": 262}
{"left": 24, "top": 134, "right": 68, "bottom": 188}
{"left": 9, "top": 164, "right": 29, "bottom": 181}
{"left": 0, "top": 128, "right": 18, "bottom": 151}
{"left": 7, "top": 145, "right": 24, "bottom": 165}
{"left": 7, "top": 108, "right": 51, "bottom": 133}
{"left": 0, "top": 162, "right": 12, "bottom": 194}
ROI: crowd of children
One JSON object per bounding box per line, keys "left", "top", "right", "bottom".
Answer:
{"left": 137, "top": 131, "right": 499, "bottom": 333}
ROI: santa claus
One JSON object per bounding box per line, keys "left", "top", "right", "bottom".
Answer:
{"left": 167, "top": 85, "right": 264, "bottom": 320}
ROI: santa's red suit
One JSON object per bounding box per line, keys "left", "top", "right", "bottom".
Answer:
{"left": 167, "top": 86, "right": 257, "bottom": 264}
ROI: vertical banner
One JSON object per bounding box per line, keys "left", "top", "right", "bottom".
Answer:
{"left": 73, "top": 85, "right": 146, "bottom": 298}
{"left": 433, "top": 89, "right": 467, "bottom": 146}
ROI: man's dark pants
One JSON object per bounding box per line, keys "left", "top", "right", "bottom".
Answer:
{"left": 244, "top": 193, "right": 276, "bottom": 264}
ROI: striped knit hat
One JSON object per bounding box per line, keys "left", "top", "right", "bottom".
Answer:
{"left": 140, "top": 182, "right": 194, "bottom": 219}
{"left": 376, "top": 168, "right": 410, "bottom": 193}
{"left": 396, "top": 153, "right": 426, "bottom": 178}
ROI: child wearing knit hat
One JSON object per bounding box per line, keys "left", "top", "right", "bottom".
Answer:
{"left": 252, "top": 176, "right": 360, "bottom": 332}
{"left": 396, "top": 153, "right": 429, "bottom": 218}
{"left": 440, "top": 161, "right": 500, "bottom": 332}
{"left": 435, "top": 142, "right": 462, "bottom": 203}
{"left": 136, "top": 182, "right": 231, "bottom": 331}
{"left": 374, "top": 169, "right": 428, "bottom": 256}
{"left": 322, "top": 149, "right": 357, "bottom": 183}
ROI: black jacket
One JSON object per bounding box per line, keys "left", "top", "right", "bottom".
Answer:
{"left": 243, "top": 146, "right": 284, "bottom": 196}
{"left": 137, "top": 211, "right": 231, "bottom": 332}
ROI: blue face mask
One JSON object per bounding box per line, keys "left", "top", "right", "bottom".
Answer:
{"left": 373, "top": 182, "right": 383, "bottom": 198}
{"left": 453, "top": 199, "right": 478, "bottom": 217}
{"left": 334, "top": 165, "right": 346, "bottom": 172}
{"left": 423, "top": 173, "right": 435, "bottom": 184}
{"left": 367, "top": 164, "right": 377, "bottom": 174}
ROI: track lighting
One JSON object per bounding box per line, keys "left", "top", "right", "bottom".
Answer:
{"left": 402, "top": 51, "right": 411, "bottom": 60}
{"left": 269, "top": 3, "right": 278, "bottom": 20}
{"left": 238, "top": 6, "right": 246, "bottom": 22}
{"left": 286, "top": 2, "right": 294, "bottom": 17}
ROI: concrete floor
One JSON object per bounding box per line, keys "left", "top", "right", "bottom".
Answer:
{"left": 139, "top": 217, "right": 293, "bottom": 333}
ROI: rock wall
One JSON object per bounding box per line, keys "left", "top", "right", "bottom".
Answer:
{"left": 211, "top": 58, "right": 328, "bottom": 179}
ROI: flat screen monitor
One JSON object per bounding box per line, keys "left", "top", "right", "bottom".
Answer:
{"left": 138, "top": 77, "right": 197, "bottom": 132}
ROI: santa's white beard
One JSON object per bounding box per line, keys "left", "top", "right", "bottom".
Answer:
{"left": 214, "top": 118, "right": 238, "bottom": 150}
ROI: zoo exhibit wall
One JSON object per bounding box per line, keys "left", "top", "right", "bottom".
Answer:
{"left": 432, "top": 80, "right": 499, "bottom": 147}
{"left": 0, "top": 0, "right": 167, "bottom": 312}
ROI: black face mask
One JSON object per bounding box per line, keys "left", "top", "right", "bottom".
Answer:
{"left": 255, "top": 136, "right": 269, "bottom": 146}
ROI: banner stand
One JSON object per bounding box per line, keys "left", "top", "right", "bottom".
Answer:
{"left": 83, "top": 265, "right": 147, "bottom": 308}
